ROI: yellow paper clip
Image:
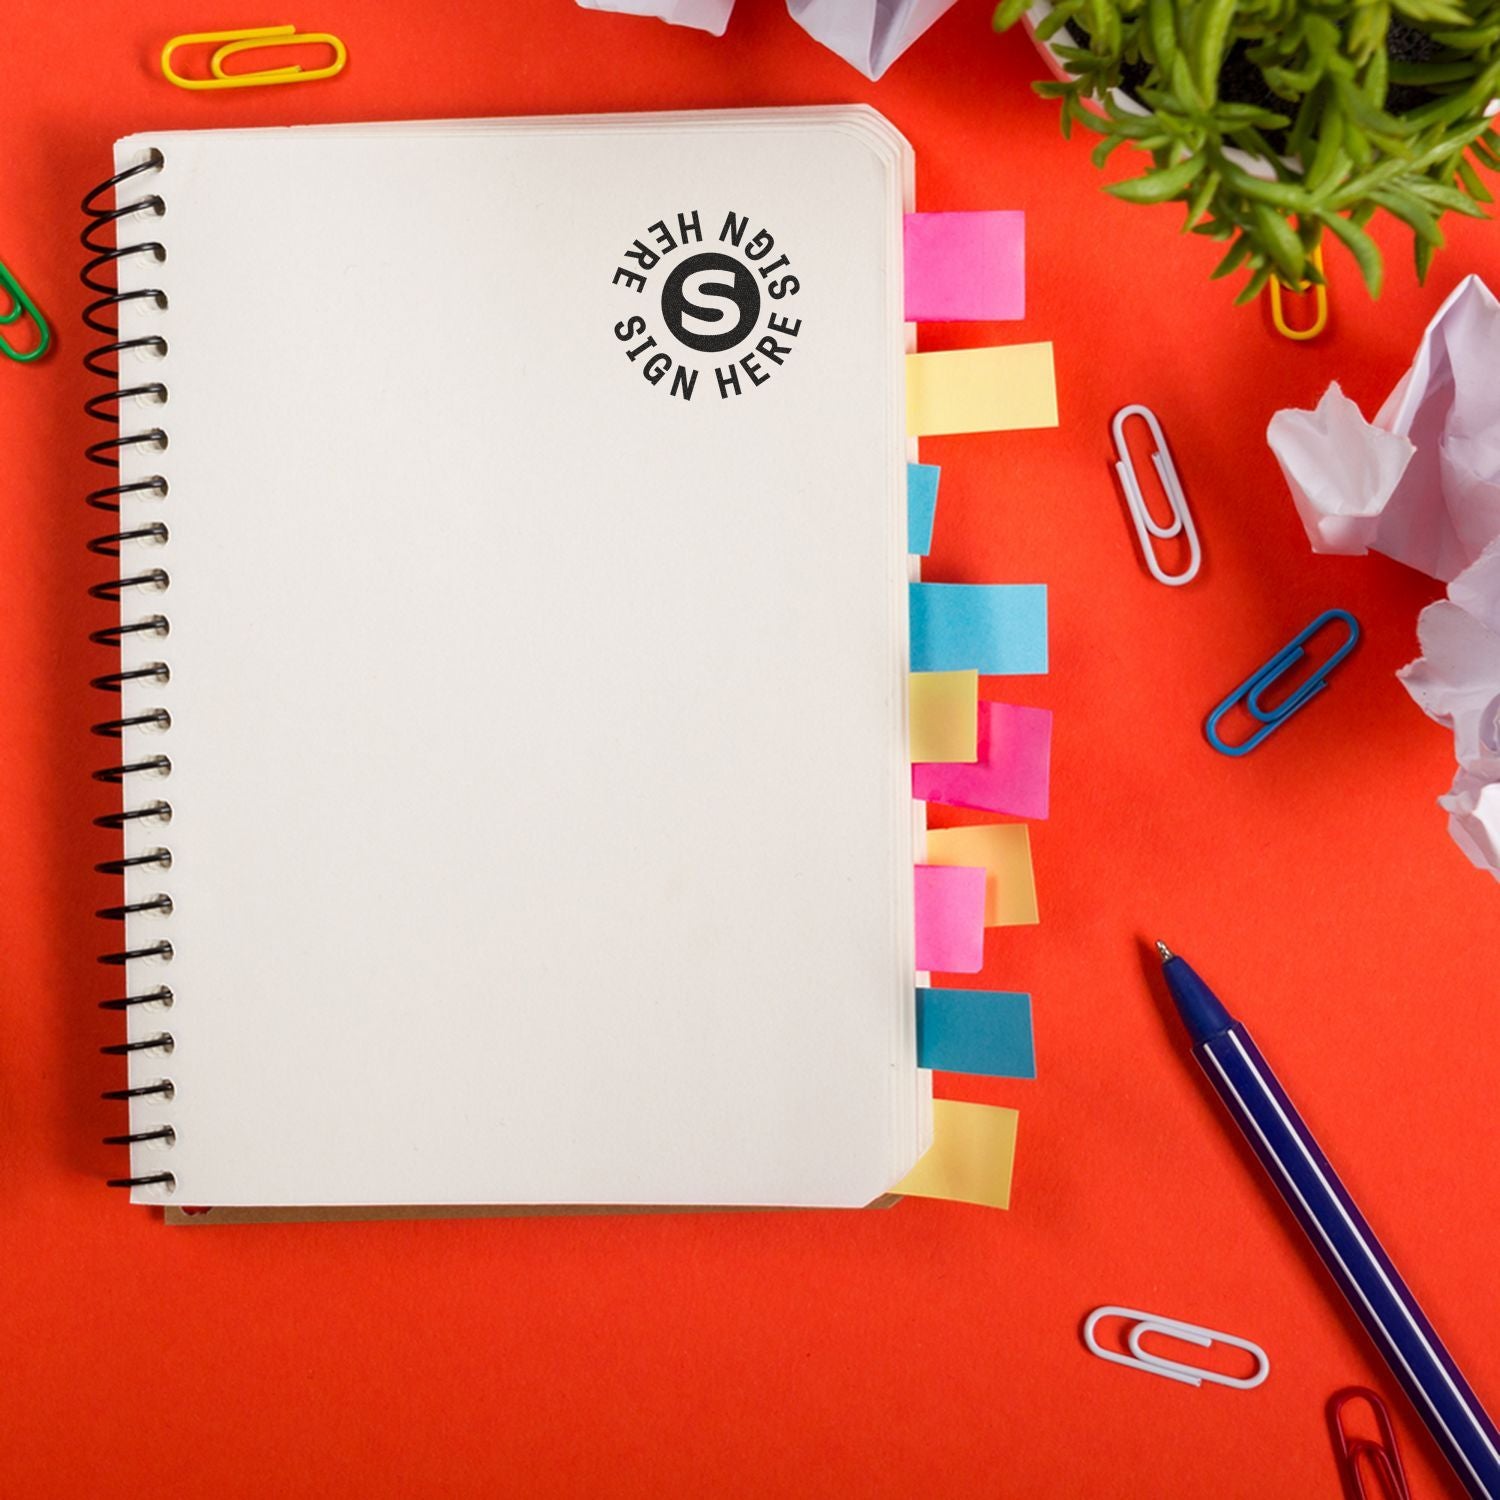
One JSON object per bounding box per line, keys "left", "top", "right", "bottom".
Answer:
{"left": 1268, "top": 244, "right": 1329, "bottom": 341}
{"left": 161, "top": 25, "right": 347, "bottom": 90}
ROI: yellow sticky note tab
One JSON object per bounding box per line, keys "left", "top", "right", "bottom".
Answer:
{"left": 909, "top": 671, "right": 978, "bottom": 763}
{"left": 905, "top": 343, "right": 1059, "bottom": 437}
{"left": 896, "top": 1099, "right": 1018, "bottom": 1209}
{"left": 924, "top": 823, "right": 1038, "bottom": 926}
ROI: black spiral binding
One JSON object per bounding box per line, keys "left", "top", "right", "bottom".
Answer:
{"left": 84, "top": 149, "right": 178, "bottom": 1193}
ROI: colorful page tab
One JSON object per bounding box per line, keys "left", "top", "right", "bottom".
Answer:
{"left": 914, "top": 865, "right": 986, "bottom": 973}
{"left": 917, "top": 988, "right": 1035, "bottom": 1078}
{"left": 905, "top": 344, "right": 1058, "bottom": 437}
{"left": 903, "top": 211, "right": 1025, "bottom": 322}
{"left": 924, "top": 823, "right": 1039, "bottom": 926}
{"left": 895, "top": 1099, "right": 1019, "bottom": 1209}
{"left": 913, "top": 701, "right": 1052, "bottom": 818}
{"left": 909, "top": 582, "right": 1048, "bottom": 675}
{"left": 909, "top": 671, "right": 978, "bottom": 763}
{"left": 908, "top": 463, "right": 940, "bottom": 556}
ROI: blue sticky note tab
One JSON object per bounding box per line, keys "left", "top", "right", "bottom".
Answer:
{"left": 909, "top": 582, "right": 1048, "bottom": 674}
{"left": 916, "top": 988, "right": 1035, "bottom": 1078}
{"left": 908, "top": 463, "right": 940, "bottom": 556}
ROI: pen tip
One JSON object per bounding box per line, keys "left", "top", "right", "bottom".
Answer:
{"left": 1155, "top": 940, "right": 1173, "bottom": 963}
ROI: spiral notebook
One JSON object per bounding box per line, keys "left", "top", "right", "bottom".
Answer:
{"left": 90, "top": 107, "right": 929, "bottom": 1213}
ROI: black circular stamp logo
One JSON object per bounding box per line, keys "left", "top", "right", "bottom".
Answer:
{"left": 659, "top": 251, "right": 762, "bottom": 354}
{"left": 609, "top": 211, "right": 803, "bottom": 403}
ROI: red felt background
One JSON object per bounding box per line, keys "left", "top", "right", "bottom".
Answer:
{"left": 3, "top": 2, "right": 1498, "bottom": 1495}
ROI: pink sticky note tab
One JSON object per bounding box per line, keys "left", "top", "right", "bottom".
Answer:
{"left": 913, "top": 702, "right": 1052, "bottom": 819}
{"left": 914, "top": 864, "right": 986, "bottom": 974}
{"left": 903, "top": 211, "right": 1025, "bottom": 322}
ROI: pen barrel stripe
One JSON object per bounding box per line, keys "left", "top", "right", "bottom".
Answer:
{"left": 1200, "top": 1029, "right": 1500, "bottom": 1499}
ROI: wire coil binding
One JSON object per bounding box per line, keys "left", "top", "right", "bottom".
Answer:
{"left": 84, "top": 149, "right": 177, "bottom": 1194}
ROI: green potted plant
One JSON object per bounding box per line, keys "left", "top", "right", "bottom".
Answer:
{"left": 993, "top": 0, "right": 1500, "bottom": 299}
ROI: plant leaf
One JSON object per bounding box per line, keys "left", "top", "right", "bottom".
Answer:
{"left": 1404, "top": 177, "right": 1490, "bottom": 217}
{"left": 1215, "top": 103, "right": 1293, "bottom": 129}
{"left": 1430, "top": 25, "right": 1500, "bottom": 47}
{"left": 1210, "top": 234, "right": 1254, "bottom": 278}
{"left": 1343, "top": 111, "right": 1374, "bottom": 166}
{"left": 1391, "top": 0, "right": 1470, "bottom": 26}
{"left": 1287, "top": 82, "right": 1329, "bottom": 164}
{"left": 1091, "top": 133, "right": 1127, "bottom": 168}
{"left": 1235, "top": 260, "right": 1276, "bottom": 304}
{"left": 1251, "top": 203, "right": 1307, "bottom": 282}
{"left": 1456, "top": 155, "right": 1494, "bottom": 204}
{"left": 1471, "top": 133, "right": 1500, "bottom": 169}
{"left": 1146, "top": 0, "right": 1178, "bottom": 69}
{"left": 1415, "top": 233, "right": 1437, "bottom": 282}
{"left": 1218, "top": 161, "right": 1313, "bottom": 211}
{"left": 1183, "top": 167, "right": 1222, "bottom": 226}
{"left": 1319, "top": 211, "right": 1385, "bottom": 295}
{"left": 1263, "top": 63, "right": 1324, "bottom": 94}
{"left": 1034, "top": 8, "right": 1076, "bottom": 42}
{"left": 1192, "top": 0, "right": 1238, "bottom": 104}
{"left": 1370, "top": 185, "right": 1446, "bottom": 243}
{"left": 1388, "top": 60, "right": 1484, "bottom": 86}
{"left": 1105, "top": 153, "right": 1206, "bottom": 202}
{"left": 1306, "top": 113, "right": 1352, "bottom": 194}
{"left": 1167, "top": 49, "right": 1205, "bottom": 113}
{"left": 1093, "top": 0, "right": 1124, "bottom": 54}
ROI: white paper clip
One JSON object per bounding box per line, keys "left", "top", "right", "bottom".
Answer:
{"left": 1083, "top": 1306, "right": 1270, "bottom": 1389}
{"left": 1111, "top": 405, "right": 1202, "bottom": 587}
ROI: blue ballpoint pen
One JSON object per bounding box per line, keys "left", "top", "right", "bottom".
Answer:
{"left": 1158, "top": 941, "right": 1500, "bottom": 1500}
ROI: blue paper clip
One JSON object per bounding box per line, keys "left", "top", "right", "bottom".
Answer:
{"left": 1205, "top": 609, "right": 1360, "bottom": 756}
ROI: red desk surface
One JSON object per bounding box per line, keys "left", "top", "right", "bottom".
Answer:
{"left": 4, "top": 2, "right": 1498, "bottom": 1495}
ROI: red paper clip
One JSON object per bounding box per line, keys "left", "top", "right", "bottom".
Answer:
{"left": 1329, "top": 1387, "right": 1413, "bottom": 1500}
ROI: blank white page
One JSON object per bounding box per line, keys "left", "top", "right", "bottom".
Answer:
{"left": 108, "top": 108, "right": 921, "bottom": 1207}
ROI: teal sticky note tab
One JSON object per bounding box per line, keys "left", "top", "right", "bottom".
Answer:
{"left": 908, "top": 463, "right": 940, "bottom": 556}
{"left": 916, "top": 988, "right": 1035, "bottom": 1078}
{"left": 909, "top": 582, "right": 1047, "bottom": 674}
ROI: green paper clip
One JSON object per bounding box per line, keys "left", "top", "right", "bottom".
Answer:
{"left": 0, "top": 258, "right": 52, "bottom": 363}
